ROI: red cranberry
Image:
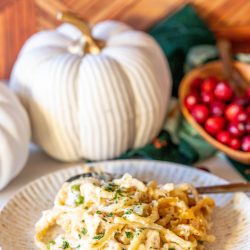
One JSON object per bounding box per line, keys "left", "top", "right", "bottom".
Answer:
{"left": 214, "top": 81, "right": 233, "bottom": 101}
{"left": 201, "top": 92, "right": 214, "bottom": 104}
{"left": 216, "top": 131, "right": 231, "bottom": 145}
{"left": 205, "top": 116, "right": 225, "bottom": 135}
{"left": 234, "top": 110, "right": 248, "bottom": 123}
{"left": 190, "top": 77, "right": 202, "bottom": 91}
{"left": 210, "top": 101, "right": 226, "bottom": 116}
{"left": 228, "top": 122, "right": 245, "bottom": 137}
{"left": 191, "top": 104, "right": 209, "bottom": 124}
{"left": 184, "top": 93, "right": 199, "bottom": 110}
{"left": 233, "top": 96, "right": 249, "bottom": 107}
{"left": 241, "top": 135, "right": 250, "bottom": 152}
{"left": 225, "top": 103, "right": 243, "bottom": 121}
{"left": 201, "top": 77, "right": 217, "bottom": 93}
{"left": 247, "top": 87, "right": 250, "bottom": 99}
{"left": 246, "top": 106, "right": 250, "bottom": 115}
{"left": 246, "top": 119, "right": 250, "bottom": 134}
{"left": 229, "top": 137, "right": 241, "bottom": 150}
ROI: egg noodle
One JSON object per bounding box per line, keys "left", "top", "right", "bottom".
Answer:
{"left": 35, "top": 173, "right": 215, "bottom": 250}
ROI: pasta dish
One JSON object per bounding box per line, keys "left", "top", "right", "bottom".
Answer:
{"left": 35, "top": 173, "right": 215, "bottom": 250}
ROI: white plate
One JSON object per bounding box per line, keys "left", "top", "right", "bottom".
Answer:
{"left": 0, "top": 160, "right": 250, "bottom": 249}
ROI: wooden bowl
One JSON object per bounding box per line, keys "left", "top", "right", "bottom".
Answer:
{"left": 179, "top": 61, "right": 250, "bottom": 164}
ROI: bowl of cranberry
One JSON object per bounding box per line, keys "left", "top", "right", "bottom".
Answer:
{"left": 179, "top": 61, "right": 250, "bottom": 164}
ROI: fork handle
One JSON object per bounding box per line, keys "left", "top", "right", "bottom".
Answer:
{"left": 197, "top": 182, "right": 250, "bottom": 194}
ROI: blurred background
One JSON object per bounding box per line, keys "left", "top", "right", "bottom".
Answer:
{"left": 1, "top": 0, "right": 250, "bottom": 79}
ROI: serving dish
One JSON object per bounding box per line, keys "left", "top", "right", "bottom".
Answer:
{"left": 0, "top": 160, "right": 250, "bottom": 249}
{"left": 179, "top": 61, "right": 250, "bottom": 164}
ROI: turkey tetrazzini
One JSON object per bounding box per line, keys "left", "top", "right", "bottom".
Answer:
{"left": 35, "top": 173, "right": 215, "bottom": 250}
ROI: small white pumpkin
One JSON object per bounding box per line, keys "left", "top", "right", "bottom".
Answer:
{"left": 10, "top": 12, "right": 171, "bottom": 162}
{"left": 0, "top": 83, "right": 30, "bottom": 190}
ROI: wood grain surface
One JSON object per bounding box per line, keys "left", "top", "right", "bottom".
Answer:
{"left": 1, "top": 0, "right": 250, "bottom": 79}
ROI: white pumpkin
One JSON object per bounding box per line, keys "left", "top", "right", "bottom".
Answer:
{"left": 0, "top": 83, "right": 30, "bottom": 190}
{"left": 10, "top": 12, "right": 171, "bottom": 162}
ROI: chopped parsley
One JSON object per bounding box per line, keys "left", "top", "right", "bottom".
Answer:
{"left": 125, "top": 231, "right": 134, "bottom": 239}
{"left": 93, "top": 233, "right": 104, "bottom": 240}
{"left": 114, "top": 188, "right": 123, "bottom": 200}
{"left": 103, "top": 182, "right": 118, "bottom": 192}
{"left": 46, "top": 240, "right": 55, "bottom": 250}
{"left": 106, "top": 212, "right": 113, "bottom": 217}
{"left": 75, "top": 195, "right": 84, "bottom": 206}
{"left": 71, "top": 184, "right": 80, "bottom": 192}
{"left": 96, "top": 210, "right": 102, "bottom": 214}
{"left": 81, "top": 227, "right": 88, "bottom": 235}
{"left": 124, "top": 208, "right": 133, "bottom": 215}
{"left": 62, "top": 240, "right": 70, "bottom": 249}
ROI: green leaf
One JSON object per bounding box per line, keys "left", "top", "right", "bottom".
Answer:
{"left": 75, "top": 195, "right": 84, "bottom": 206}
{"left": 71, "top": 184, "right": 80, "bottom": 192}
{"left": 125, "top": 231, "right": 134, "bottom": 239}
{"left": 93, "top": 233, "right": 104, "bottom": 240}
{"left": 62, "top": 240, "right": 70, "bottom": 249}
{"left": 81, "top": 228, "right": 88, "bottom": 235}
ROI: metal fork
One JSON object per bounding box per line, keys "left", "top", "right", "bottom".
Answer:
{"left": 66, "top": 172, "right": 250, "bottom": 194}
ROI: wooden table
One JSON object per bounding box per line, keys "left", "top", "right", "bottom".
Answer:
{"left": 1, "top": 0, "right": 250, "bottom": 79}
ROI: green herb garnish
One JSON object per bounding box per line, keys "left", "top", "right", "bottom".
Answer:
{"left": 75, "top": 195, "right": 84, "bottom": 206}
{"left": 96, "top": 210, "right": 102, "bottom": 214}
{"left": 125, "top": 231, "right": 134, "bottom": 239}
{"left": 124, "top": 209, "right": 133, "bottom": 215}
{"left": 103, "top": 183, "right": 118, "bottom": 192}
{"left": 93, "top": 233, "right": 104, "bottom": 240}
{"left": 46, "top": 240, "right": 55, "bottom": 250}
{"left": 62, "top": 240, "right": 70, "bottom": 249}
{"left": 81, "top": 227, "right": 88, "bottom": 235}
{"left": 114, "top": 188, "right": 123, "bottom": 200}
{"left": 71, "top": 184, "right": 80, "bottom": 192}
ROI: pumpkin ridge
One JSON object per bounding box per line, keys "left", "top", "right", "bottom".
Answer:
{"left": 100, "top": 52, "right": 136, "bottom": 150}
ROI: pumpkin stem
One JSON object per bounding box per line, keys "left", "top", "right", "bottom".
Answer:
{"left": 57, "top": 12, "right": 105, "bottom": 54}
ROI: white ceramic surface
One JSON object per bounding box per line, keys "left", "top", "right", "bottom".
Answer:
{"left": 0, "top": 160, "right": 249, "bottom": 249}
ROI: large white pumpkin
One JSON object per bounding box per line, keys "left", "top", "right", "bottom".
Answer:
{"left": 0, "top": 83, "right": 30, "bottom": 190}
{"left": 10, "top": 13, "right": 171, "bottom": 162}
